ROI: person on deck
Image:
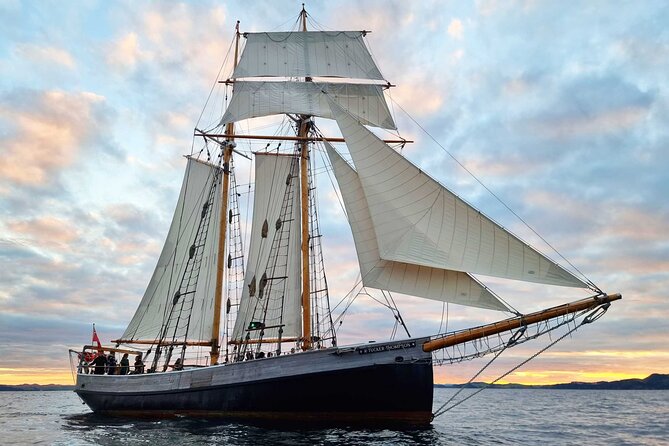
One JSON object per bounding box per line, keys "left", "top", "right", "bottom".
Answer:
{"left": 119, "top": 353, "right": 130, "bottom": 375}
{"left": 106, "top": 352, "right": 117, "bottom": 375}
{"left": 133, "top": 354, "right": 145, "bottom": 374}
{"left": 92, "top": 353, "right": 107, "bottom": 375}
{"left": 173, "top": 357, "right": 183, "bottom": 371}
{"left": 78, "top": 352, "right": 92, "bottom": 374}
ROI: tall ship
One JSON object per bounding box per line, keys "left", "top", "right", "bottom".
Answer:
{"left": 72, "top": 7, "right": 621, "bottom": 425}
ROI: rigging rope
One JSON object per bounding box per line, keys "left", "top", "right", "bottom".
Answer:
{"left": 197, "top": 33, "right": 235, "bottom": 134}
{"left": 432, "top": 304, "right": 608, "bottom": 419}
{"left": 438, "top": 302, "right": 448, "bottom": 334}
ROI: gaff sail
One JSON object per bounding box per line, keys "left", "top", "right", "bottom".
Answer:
{"left": 121, "top": 157, "right": 223, "bottom": 343}
{"left": 231, "top": 153, "right": 302, "bottom": 343}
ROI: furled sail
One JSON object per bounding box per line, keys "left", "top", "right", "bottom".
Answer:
{"left": 232, "top": 31, "right": 385, "bottom": 80}
{"left": 232, "top": 153, "right": 302, "bottom": 343}
{"left": 325, "top": 141, "right": 508, "bottom": 311}
{"left": 121, "top": 157, "right": 222, "bottom": 342}
{"left": 220, "top": 81, "right": 396, "bottom": 130}
{"left": 328, "top": 100, "right": 587, "bottom": 288}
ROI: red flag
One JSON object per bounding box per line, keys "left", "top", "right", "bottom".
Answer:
{"left": 92, "top": 325, "right": 102, "bottom": 352}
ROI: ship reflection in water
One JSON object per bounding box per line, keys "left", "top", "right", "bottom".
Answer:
{"left": 2, "top": 390, "right": 666, "bottom": 446}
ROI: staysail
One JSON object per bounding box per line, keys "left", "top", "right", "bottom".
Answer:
{"left": 219, "top": 81, "right": 395, "bottom": 130}
{"left": 232, "top": 153, "right": 302, "bottom": 343}
{"left": 328, "top": 100, "right": 587, "bottom": 288}
{"left": 121, "top": 157, "right": 223, "bottom": 342}
{"left": 232, "top": 31, "right": 385, "bottom": 80}
{"left": 325, "top": 141, "right": 508, "bottom": 311}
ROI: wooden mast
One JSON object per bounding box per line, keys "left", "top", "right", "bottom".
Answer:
{"left": 210, "top": 21, "right": 241, "bottom": 365}
{"left": 422, "top": 293, "right": 622, "bottom": 352}
{"left": 299, "top": 5, "right": 312, "bottom": 351}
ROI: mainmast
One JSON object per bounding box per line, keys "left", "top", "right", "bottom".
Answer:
{"left": 211, "top": 21, "right": 241, "bottom": 365}
{"left": 211, "top": 6, "right": 388, "bottom": 353}
{"left": 298, "top": 5, "right": 312, "bottom": 351}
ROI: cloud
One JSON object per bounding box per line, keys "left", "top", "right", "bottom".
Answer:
{"left": 0, "top": 90, "right": 110, "bottom": 187}
{"left": 14, "top": 43, "right": 75, "bottom": 69}
{"left": 105, "top": 203, "right": 161, "bottom": 236}
{"left": 531, "top": 105, "right": 649, "bottom": 140}
{"left": 390, "top": 74, "right": 445, "bottom": 117}
{"left": 106, "top": 32, "right": 143, "bottom": 72}
{"left": 105, "top": 3, "right": 229, "bottom": 87}
{"left": 448, "top": 19, "right": 464, "bottom": 40}
{"left": 6, "top": 216, "right": 79, "bottom": 248}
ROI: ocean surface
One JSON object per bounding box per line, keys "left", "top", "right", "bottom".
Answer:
{"left": 1, "top": 389, "right": 667, "bottom": 445}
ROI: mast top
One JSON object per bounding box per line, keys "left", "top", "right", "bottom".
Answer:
{"left": 301, "top": 4, "right": 307, "bottom": 32}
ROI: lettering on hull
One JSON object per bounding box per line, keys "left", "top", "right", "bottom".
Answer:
{"left": 356, "top": 341, "right": 416, "bottom": 355}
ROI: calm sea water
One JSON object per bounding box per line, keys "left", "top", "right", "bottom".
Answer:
{"left": 1, "top": 389, "right": 667, "bottom": 445}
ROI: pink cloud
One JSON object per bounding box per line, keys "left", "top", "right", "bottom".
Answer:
{"left": 600, "top": 207, "right": 669, "bottom": 242}
{"left": 524, "top": 190, "right": 594, "bottom": 223}
{"left": 106, "top": 5, "right": 230, "bottom": 87}
{"left": 462, "top": 154, "right": 540, "bottom": 178}
{"left": 6, "top": 216, "right": 79, "bottom": 246}
{"left": 14, "top": 43, "right": 75, "bottom": 69}
{"left": 390, "top": 74, "right": 445, "bottom": 117}
{"left": 106, "top": 32, "right": 143, "bottom": 72}
{"left": 448, "top": 19, "right": 464, "bottom": 40}
{"left": 0, "top": 90, "right": 106, "bottom": 186}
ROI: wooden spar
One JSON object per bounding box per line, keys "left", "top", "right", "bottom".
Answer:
{"left": 80, "top": 345, "right": 144, "bottom": 355}
{"left": 300, "top": 5, "right": 312, "bottom": 352}
{"left": 422, "top": 293, "right": 622, "bottom": 353}
{"left": 210, "top": 21, "right": 241, "bottom": 365}
{"left": 195, "top": 132, "right": 412, "bottom": 145}
{"left": 112, "top": 339, "right": 214, "bottom": 347}
{"left": 299, "top": 118, "right": 311, "bottom": 351}
{"left": 210, "top": 142, "right": 231, "bottom": 365}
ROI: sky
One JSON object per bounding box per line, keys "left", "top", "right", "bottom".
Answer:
{"left": 1, "top": 0, "right": 668, "bottom": 386}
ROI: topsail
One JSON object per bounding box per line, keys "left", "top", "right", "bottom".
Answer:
{"left": 233, "top": 31, "right": 385, "bottom": 80}
{"left": 219, "top": 81, "right": 395, "bottom": 130}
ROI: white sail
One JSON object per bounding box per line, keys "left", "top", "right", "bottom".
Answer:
{"left": 232, "top": 153, "right": 302, "bottom": 343}
{"left": 121, "top": 157, "right": 222, "bottom": 342}
{"left": 220, "top": 81, "right": 396, "bottom": 130}
{"left": 233, "top": 31, "right": 385, "bottom": 80}
{"left": 325, "top": 141, "right": 508, "bottom": 311}
{"left": 328, "top": 100, "right": 587, "bottom": 288}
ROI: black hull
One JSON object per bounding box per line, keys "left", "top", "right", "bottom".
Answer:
{"left": 75, "top": 340, "right": 434, "bottom": 425}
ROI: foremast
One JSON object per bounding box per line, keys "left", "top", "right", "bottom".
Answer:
{"left": 211, "top": 21, "right": 241, "bottom": 365}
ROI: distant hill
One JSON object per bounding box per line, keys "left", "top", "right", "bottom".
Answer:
{"left": 0, "top": 384, "right": 74, "bottom": 391}
{"left": 435, "top": 374, "right": 669, "bottom": 390}
{"left": 3, "top": 374, "right": 667, "bottom": 391}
